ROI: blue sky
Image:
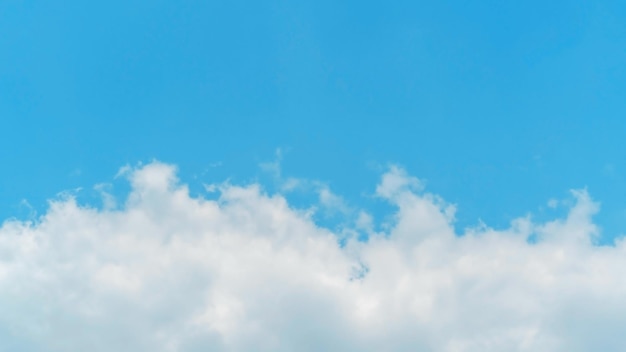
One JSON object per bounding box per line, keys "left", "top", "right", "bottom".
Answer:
{"left": 2, "top": 0, "right": 626, "bottom": 235}
{"left": 5, "top": 2, "right": 626, "bottom": 350}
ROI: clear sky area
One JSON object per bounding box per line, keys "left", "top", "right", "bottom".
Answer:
{"left": 2, "top": 1, "right": 626, "bottom": 350}
{"left": 3, "top": 0, "right": 626, "bottom": 237}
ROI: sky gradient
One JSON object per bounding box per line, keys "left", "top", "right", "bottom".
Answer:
{"left": 2, "top": 1, "right": 626, "bottom": 350}
{"left": 3, "top": 0, "right": 626, "bottom": 235}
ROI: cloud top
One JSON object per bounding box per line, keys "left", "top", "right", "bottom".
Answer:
{"left": 0, "top": 162, "right": 624, "bottom": 351}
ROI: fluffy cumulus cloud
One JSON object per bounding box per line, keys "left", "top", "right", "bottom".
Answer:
{"left": 1, "top": 162, "right": 626, "bottom": 351}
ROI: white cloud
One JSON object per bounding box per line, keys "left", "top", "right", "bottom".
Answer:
{"left": 1, "top": 161, "right": 625, "bottom": 351}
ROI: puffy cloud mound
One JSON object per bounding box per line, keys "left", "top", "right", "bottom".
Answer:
{"left": 1, "top": 162, "right": 625, "bottom": 351}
